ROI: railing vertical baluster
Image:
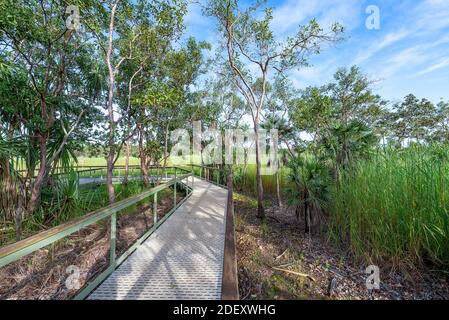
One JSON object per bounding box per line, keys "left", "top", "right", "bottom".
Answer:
{"left": 174, "top": 181, "right": 177, "bottom": 207}
{"left": 173, "top": 168, "right": 178, "bottom": 207}
{"left": 110, "top": 213, "right": 117, "bottom": 268}
{"left": 153, "top": 192, "right": 158, "bottom": 226}
{"left": 216, "top": 169, "right": 219, "bottom": 185}
{"left": 190, "top": 175, "right": 192, "bottom": 195}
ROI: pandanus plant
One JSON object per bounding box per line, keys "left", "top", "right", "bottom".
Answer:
{"left": 287, "top": 155, "right": 331, "bottom": 233}
{"left": 0, "top": 137, "right": 27, "bottom": 240}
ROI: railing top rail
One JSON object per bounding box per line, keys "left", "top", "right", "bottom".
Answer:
{"left": 189, "top": 164, "right": 225, "bottom": 171}
{"left": 16, "top": 165, "right": 190, "bottom": 177}
{"left": 0, "top": 172, "right": 192, "bottom": 266}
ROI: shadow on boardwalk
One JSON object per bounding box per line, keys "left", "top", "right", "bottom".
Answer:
{"left": 88, "top": 178, "right": 228, "bottom": 300}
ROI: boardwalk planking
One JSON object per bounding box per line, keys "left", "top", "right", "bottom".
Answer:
{"left": 88, "top": 178, "right": 228, "bottom": 300}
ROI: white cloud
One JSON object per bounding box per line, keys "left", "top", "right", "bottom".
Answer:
{"left": 271, "top": 0, "right": 322, "bottom": 35}
{"left": 354, "top": 30, "right": 410, "bottom": 64}
{"left": 415, "top": 57, "right": 449, "bottom": 76}
{"left": 289, "top": 57, "right": 339, "bottom": 88}
{"left": 374, "top": 45, "right": 430, "bottom": 79}
{"left": 271, "top": 0, "right": 363, "bottom": 37}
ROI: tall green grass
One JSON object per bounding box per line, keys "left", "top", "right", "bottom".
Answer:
{"left": 330, "top": 145, "right": 449, "bottom": 267}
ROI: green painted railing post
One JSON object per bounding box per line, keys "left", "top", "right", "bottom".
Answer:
{"left": 110, "top": 213, "right": 116, "bottom": 267}
{"left": 174, "top": 168, "right": 177, "bottom": 206}
{"left": 188, "top": 176, "right": 191, "bottom": 195}
{"left": 216, "top": 170, "right": 219, "bottom": 185}
{"left": 174, "top": 181, "right": 177, "bottom": 207}
{"left": 153, "top": 192, "right": 158, "bottom": 226}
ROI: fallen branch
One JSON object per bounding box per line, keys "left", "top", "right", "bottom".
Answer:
{"left": 275, "top": 248, "right": 288, "bottom": 260}
{"left": 275, "top": 262, "right": 295, "bottom": 268}
{"left": 272, "top": 266, "right": 316, "bottom": 282}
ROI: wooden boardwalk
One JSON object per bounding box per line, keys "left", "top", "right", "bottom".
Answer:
{"left": 88, "top": 177, "right": 228, "bottom": 300}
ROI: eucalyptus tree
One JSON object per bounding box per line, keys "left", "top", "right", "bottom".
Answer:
{"left": 136, "top": 37, "right": 209, "bottom": 184}
{"left": 327, "top": 66, "right": 384, "bottom": 169}
{"left": 84, "top": 0, "right": 140, "bottom": 203}
{"left": 205, "top": 0, "right": 344, "bottom": 219}
{"left": 260, "top": 78, "right": 295, "bottom": 209}
{"left": 195, "top": 61, "right": 246, "bottom": 166}
{"left": 159, "top": 38, "right": 210, "bottom": 171}
{"left": 84, "top": 0, "right": 187, "bottom": 202}
{"left": 290, "top": 86, "right": 333, "bottom": 155}
{"left": 291, "top": 67, "right": 383, "bottom": 176}
{"left": 390, "top": 94, "right": 438, "bottom": 145}
{"left": 115, "top": 15, "right": 171, "bottom": 185}
{"left": 433, "top": 100, "right": 449, "bottom": 143}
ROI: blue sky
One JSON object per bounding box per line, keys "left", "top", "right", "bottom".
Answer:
{"left": 184, "top": 0, "right": 449, "bottom": 104}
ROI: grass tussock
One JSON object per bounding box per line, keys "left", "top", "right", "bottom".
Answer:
{"left": 330, "top": 145, "right": 449, "bottom": 268}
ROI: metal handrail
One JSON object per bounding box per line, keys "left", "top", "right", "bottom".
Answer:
{"left": 189, "top": 164, "right": 228, "bottom": 188}
{"left": 0, "top": 167, "right": 194, "bottom": 300}
{"left": 16, "top": 165, "right": 181, "bottom": 179}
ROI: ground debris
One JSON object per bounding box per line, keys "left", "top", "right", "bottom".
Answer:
{"left": 235, "top": 193, "right": 449, "bottom": 300}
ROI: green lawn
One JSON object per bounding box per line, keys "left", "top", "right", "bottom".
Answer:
{"left": 77, "top": 157, "right": 141, "bottom": 167}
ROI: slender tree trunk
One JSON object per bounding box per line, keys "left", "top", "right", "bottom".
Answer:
{"left": 160, "top": 124, "right": 169, "bottom": 185}
{"left": 276, "top": 163, "right": 282, "bottom": 209}
{"left": 304, "top": 189, "right": 310, "bottom": 233}
{"left": 106, "top": 150, "right": 115, "bottom": 204}
{"left": 123, "top": 66, "right": 142, "bottom": 187}
{"left": 15, "top": 187, "right": 24, "bottom": 241}
{"left": 163, "top": 125, "right": 169, "bottom": 169}
{"left": 138, "top": 124, "right": 149, "bottom": 187}
{"left": 123, "top": 139, "right": 130, "bottom": 185}
{"left": 254, "top": 125, "right": 265, "bottom": 219}
{"left": 106, "top": 77, "right": 116, "bottom": 205}
{"left": 27, "top": 134, "right": 48, "bottom": 213}
{"left": 304, "top": 204, "right": 309, "bottom": 233}
{"left": 105, "top": 0, "right": 120, "bottom": 204}
{"left": 243, "top": 155, "right": 248, "bottom": 190}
